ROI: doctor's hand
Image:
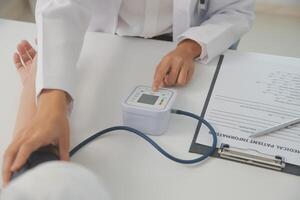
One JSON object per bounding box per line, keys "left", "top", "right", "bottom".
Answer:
{"left": 152, "top": 39, "right": 202, "bottom": 91}
{"left": 2, "top": 90, "right": 70, "bottom": 186}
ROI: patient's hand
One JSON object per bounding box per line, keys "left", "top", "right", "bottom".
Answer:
{"left": 152, "top": 39, "right": 202, "bottom": 91}
{"left": 13, "top": 40, "right": 37, "bottom": 86}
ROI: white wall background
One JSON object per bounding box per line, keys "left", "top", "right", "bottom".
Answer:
{"left": 256, "top": 0, "right": 300, "bottom": 17}
{"left": 256, "top": 0, "right": 300, "bottom": 5}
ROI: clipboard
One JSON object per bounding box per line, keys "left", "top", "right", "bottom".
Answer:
{"left": 189, "top": 55, "right": 300, "bottom": 176}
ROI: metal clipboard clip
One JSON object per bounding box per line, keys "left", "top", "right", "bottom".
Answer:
{"left": 198, "top": 0, "right": 207, "bottom": 10}
{"left": 218, "top": 144, "right": 286, "bottom": 171}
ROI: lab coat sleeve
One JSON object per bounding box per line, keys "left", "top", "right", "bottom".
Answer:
{"left": 178, "top": 0, "right": 255, "bottom": 63}
{"left": 35, "top": 0, "right": 93, "bottom": 102}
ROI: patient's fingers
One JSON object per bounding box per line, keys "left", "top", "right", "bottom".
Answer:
{"left": 22, "top": 40, "right": 36, "bottom": 59}
{"left": 17, "top": 44, "right": 31, "bottom": 66}
{"left": 17, "top": 41, "right": 36, "bottom": 66}
{"left": 13, "top": 53, "right": 23, "bottom": 70}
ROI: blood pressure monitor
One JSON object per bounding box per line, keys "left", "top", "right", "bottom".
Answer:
{"left": 11, "top": 86, "right": 216, "bottom": 179}
{"left": 122, "top": 86, "right": 177, "bottom": 135}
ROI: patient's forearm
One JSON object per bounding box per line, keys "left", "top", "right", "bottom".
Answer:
{"left": 13, "top": 86, "right": 37, "bottom": 136}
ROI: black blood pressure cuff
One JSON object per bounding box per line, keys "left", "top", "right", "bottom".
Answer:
{"left": 11, "top": 145, "right": 59, "bottom": 180}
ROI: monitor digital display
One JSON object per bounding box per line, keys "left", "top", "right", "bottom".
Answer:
{"left": 137, "top": 94, "right": 159, "bottom": 105}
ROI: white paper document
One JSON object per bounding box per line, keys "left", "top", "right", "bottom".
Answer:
{"left": 196, "top": 51, "right": 300, "bottom": 166}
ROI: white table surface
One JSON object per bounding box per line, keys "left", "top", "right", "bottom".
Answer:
{"left": 0, "top": 19, "right": 299, "bottom": 200}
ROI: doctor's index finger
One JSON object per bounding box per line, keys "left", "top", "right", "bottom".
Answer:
{"left": 10, "top": 138, "right": 41, "bottom": 172}
{"left": 2, "top": 137, "right": 24, "bottom": 185}
{"left": 2, "top": 151, "right": 15, "bottom": 186}
{"left": 153, "top": 59, "right": 171, "bottom": 91}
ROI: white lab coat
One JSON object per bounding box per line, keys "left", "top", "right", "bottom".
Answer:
{"left": 0, "top": 162, "right": 109, "bottom": 200}
{"left": 35, "top": 0, "right": 255, "bottom": 100}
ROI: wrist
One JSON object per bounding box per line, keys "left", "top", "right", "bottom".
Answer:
{"left": 177, "top": 39, "right": 202, "bottom": 59}
{"left": 38, "top": 89, "right": 70, "bottom": 115}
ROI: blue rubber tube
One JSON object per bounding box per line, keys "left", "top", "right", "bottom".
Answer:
{"left": 70, "top": 109, "right": 218, "bottom": 164}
